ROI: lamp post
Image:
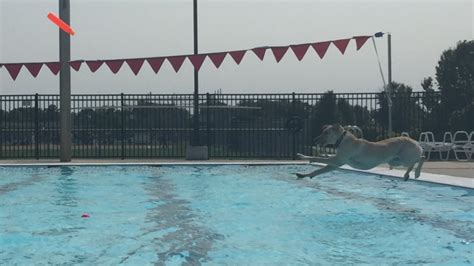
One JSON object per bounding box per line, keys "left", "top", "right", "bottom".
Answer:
{"left": 186, "top": 0, "right": 208, "bottom": 159}
{"left": 387, "top": 33, "right": 392, "bottom": 137}
{"left": 59, "top": 0, "right": 72, "bottom": 162}
{"left": 192, "top": 0, "right": 200, "bottom": 146}
{"left": 374, "top": 31, "right": 392, "bottom": 138}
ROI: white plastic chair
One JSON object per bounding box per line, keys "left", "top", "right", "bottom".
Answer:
{"left": 437, "top": 132, "right": 454, "bottom": 160}
{"left": 418, "top": 132, "right": 433, "bottom": 159}
{"left": 418, "top": 131, "right": 453, "bottom": 160}
{"left": 452, "top": 131, "right": 472, "bottom": 161}
{"left": 467, "top": 131, "right": 474, "bottom": 160}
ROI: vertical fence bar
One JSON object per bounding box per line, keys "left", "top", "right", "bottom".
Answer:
{"left": 291, "top": 92, "right": 296, "bottom": 160}
{"left": 34, "top": 94, "right": 40, "bottom": 160}
{"left": 121, "top": 93, "right": 125, "bottom": 160}
{"left": 0, "top": 96, "right": 2, "bottom": 159}
{"left": 206, "top": 93, "right": 210, "bottom": 148}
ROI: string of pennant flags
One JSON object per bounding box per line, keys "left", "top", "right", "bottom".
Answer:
{"left": 0, "top": 35, "right": 372, "bottom": 81}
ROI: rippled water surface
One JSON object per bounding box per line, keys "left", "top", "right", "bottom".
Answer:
{"left": 1, "top": 165, "right": 473, "bottom": 265}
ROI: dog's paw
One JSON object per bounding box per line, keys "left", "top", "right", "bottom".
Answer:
{"left": 295, "top": 173, "right": 305, "bottom": 179}
{"left": 296, "top": 153, "right": 306, "bottom": 159}
{"left": 296, "top": 153, "right": 312, "bottom": 160}
{"left": 403, "top": 174, "right": 410, "bottom": 181}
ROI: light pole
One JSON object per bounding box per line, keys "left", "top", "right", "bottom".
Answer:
{"left": 387, "top": 33, "right": 392, "bottom": 137}
{"left": 186, "top": 0, "right": 208, "bottom": 159}
{"left": 59, "top": 0, "right": 72, "bottom": 162}
{"left": 192, "top": 0, "right": 199, "bottom": 146}
{"left": 374, "top": 31, "right": 392, "bottom": 138}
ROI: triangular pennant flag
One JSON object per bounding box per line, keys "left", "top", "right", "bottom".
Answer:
{"left": 252, "top": 47, "right": 267, "bottom": 61}
{"left": 126, "top": 59, "right": 145, "bottom": 75}
{"left": 45, "top": 62, "right": 61, "bottom": 75}
{"left": 167, "top": 56, "right": 186, "bottom": 73}
{"left": 147, "top": 57, "right": 165, "bottom": 74}
{"left": 105, "top": 60, "right": 125, "bottom": 74}
{"left": 229, "top": 50, "right": 246, "bottom": 65}
{"left": 290, "top": 44, "right": 310, "bottom": 61}
{"left": 188, "top": 54, "right": 207, "bottom": 71}
{"left": 86, "top": 61, "right": 104, "bottom": 73}
{"left": 70, "top": 61, "right": 82, "bottom": 71}
{"left": 354, "top": 36, "right": 371, "bottom": 51}
{"left": 332, "top": 38, "right": 351, "bottom": 54}
{"left": 271, "top": 46, "right": 289, "bottom": 63}
{"left": 24, "top": 63, "right": 43, "bottom": 78}
{"left": 311, "top": 41, "right": 331, "bottom": 59}
{"left": 208, "top": 53, "right": 227, "bottom": 68}
{"left": 4, "top": 64, "right": 23, "bottom": 80}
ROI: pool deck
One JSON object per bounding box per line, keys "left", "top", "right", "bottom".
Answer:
{"left": 0, "top": 159, "right": 472, "bottom": 189}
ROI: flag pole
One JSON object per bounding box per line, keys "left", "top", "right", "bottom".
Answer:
{"left": 387, "top": 33, "right": 392, "bottom": 138}
{"left": 186, "top": 0, "right": 208, "bottom": 159}
{"left": 192, "top": 0, "right": 200, "bottom": 146}
{"left": 59, "top": 0, "right": 72, "bottom": 162}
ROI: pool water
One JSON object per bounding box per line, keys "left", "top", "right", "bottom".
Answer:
{"left": 0, "top": 165, "right": 473, "bottom": 265}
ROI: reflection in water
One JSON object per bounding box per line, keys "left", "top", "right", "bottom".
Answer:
{"left": 54, "top": 167, "right": 78, "bottom": 208}
{"left": 0, "top": 168, "right": 45, "bottom": 195}
{"left": 122, "top": 168, "right": 223, "bottom": 265}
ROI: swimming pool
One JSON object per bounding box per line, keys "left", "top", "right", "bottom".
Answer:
{"left": 1, "top": 165, "right": 473, "bottom": 265}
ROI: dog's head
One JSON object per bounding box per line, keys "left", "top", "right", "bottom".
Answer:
{"left": 314, "top": 123, "right": 345, "bottom": 146}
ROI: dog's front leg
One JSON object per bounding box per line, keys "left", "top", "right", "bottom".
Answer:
{"left": 296, "top": 152, "right": 345, "bottom": 169}
{"left": 295, "top": 165, "right": 338, "bottom": 179}
{"left": 297, "top": 153, "right": 337, "bottom": 164}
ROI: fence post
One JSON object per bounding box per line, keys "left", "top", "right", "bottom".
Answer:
{"left": 292, "top": 92, "right": 296, "bottom": 160}
{"left": 121, "top": 93, "right": 125, "bottom": 160}
{"left": 34, "top": 94, "right": 40, "bottom": 160}
{"left": 206, "top": 93, "right": 210, "bottom": 147}
{"left": 0, "top": 96, "right": 2, "bottom": 159}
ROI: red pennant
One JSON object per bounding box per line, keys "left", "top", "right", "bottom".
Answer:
{"left": 86, "top": 61, "right": 104, "bottom": 73}
{"left": 24, "top": 63, "right": 43, "bottom": 78}
{"left": 271, "top": 46, "right": 289, "bottom": 63}
{"left": 229, "top": 50, "right": 246, "bottom": 65}
{"left": 188, "top": 54, "right": 207, "bottom": 71}
{"left": 70, "top": 61, "right": 82, "bottom": 71}
{"left": 147, "top": 57, "right": 165, "bottom": 74}
{"left": 312, "top": 41, "right": 331, "bottom": 59}
{"left": 4, "top": 64, "right": 23, "bottom": 80}
{"left": 126, "top": 59, "right": 145, "bottom": 75}
{"left": 252, "top": 47, "right": 267, "bottom": 61}
{"left": 354, "top": 36, "right": 371, "bottom": 51}
{"left": 46, "top": 62, "right": 61, "bottom": 75}
{"left": 167, "top": 56, "right": 186, "bottom": 73}
{"left": 290, "top": 44, "right": 310, "bottom": 61}
{"left": 332, "top": 39, "right": 351, "bottom": 54}
{"left": 105, "top": 60, "right": 125, "bottom": 74}
{"left": 208, "top": 53, "right": 227, "bottom": 68}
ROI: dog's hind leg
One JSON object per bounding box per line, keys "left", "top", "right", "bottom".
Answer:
{"left": 414, "top": 156, "right": 425, "bottom": 179}
{"left": 403, "top": 163, "right": 415, "bottom": 181}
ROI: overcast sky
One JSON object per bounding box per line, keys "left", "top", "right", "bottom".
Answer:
{"left": 0, "top": 0, "right": 472, "bottom": 95}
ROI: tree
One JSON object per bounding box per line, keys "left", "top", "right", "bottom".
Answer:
{"left": 436, "top": 40, "right": 474, "bottom": 114}
{"left": 376, "top": 82, "right": 425, "bottom": 137}
{"left": 422, "top": 40, "right": 474, "bottom": 133}
{"left": 449, "top": 103, "right": 474, "bottom": 132}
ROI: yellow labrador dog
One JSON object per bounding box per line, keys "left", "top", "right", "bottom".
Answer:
{"left": 295, "top": 124, "right": 424, "bottom": 181}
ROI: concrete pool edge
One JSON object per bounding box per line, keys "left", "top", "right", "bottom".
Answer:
{"left": 0, "top": 160, "right": 472, "bottom": 189}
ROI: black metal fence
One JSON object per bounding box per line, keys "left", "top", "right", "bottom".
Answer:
{"left": 0, "top": 92, "right": 448, "bottom": 159}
